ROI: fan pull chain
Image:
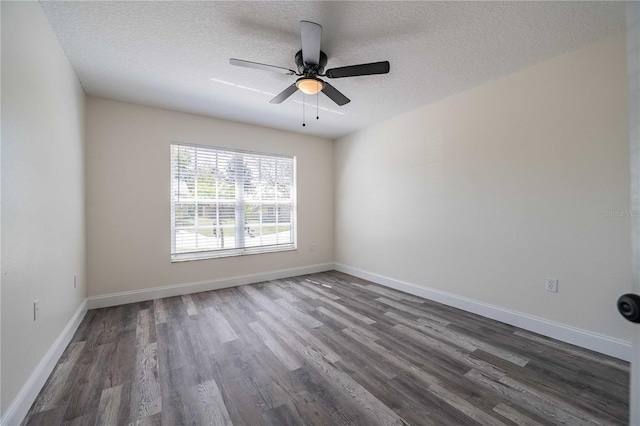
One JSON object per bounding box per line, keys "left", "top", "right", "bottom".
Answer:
{"left": 302, "top": 93, "right": 306, "bottom": 127}
{"left": 316, "top": 92, "right": 319, "bottom": 120}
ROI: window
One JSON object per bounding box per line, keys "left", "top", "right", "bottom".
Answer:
{"left": 171, "top": 143, "right": 296, "bottom": 261}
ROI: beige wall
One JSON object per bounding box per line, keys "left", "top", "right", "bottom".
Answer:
{"left": 1, "top": 1, "right": 86, "bottom": 415}
{"left": 335, "top": 34, "right": 633, "bottom": 340}
{"left": 85, "top": 97, "right": 333, "bottom": 297}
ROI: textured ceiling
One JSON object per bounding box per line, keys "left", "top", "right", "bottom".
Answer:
{"left": 40, "top": 1, "right": 625, "bottom": 139}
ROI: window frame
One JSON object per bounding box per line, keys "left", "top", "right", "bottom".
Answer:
{"left": 170, "top": 141, "right": 297, "bottom": 262}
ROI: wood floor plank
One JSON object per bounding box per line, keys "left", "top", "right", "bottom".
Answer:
{"left": 466, "top": 369, "right": 606, "bottom": 426}
{"left": 196, "top": 379, "right": 233, "bottom": 426}
{"left": 180, "top": 294, "right": 198, "bottom": 317}
{"left": 256, "top": 310, "right": 407, "bottom": 425}
{"left": 22, "top": 405, "right": 67, "bottom": 425}
{"left": 135, "top": 309, "right": 153, "bottom": 347}
{"left": 428, "top": 382, "right": 509, "bottom": 426}
{"left": 261, "top": 403, "right": 300, "bottom": 426}
{"left": 316, "top": 306, "right": 379, "bottom": 342}
{"left": 316, "top": 295, "right": 377, "bottom": 325}
{"left": 413, "top": 317, "right": 530, "bottom": 367}
{"left": 392, "top": 323, "right": 508, "bottom": 379}
{"left": 130, "top": 342, "right": 162, "bottom": 422}
{"left": 287, "top": 284, "right": 320, "bottom": 300}
{"left": 126, "top": 412, "right": 161, "bottom": 426}
{"left": 513, "top": 330, "right": 629, "bottom": 372}
{"left": 102, "top": 330, "right": 136, "bottom": 390}
{"left": 60, "top": 415, "right": 90, "bottom": 426}
{"left": 262, "top": 282, "right": 295, "bottom": 297}
{"left": 386, "top": 374, "right": 476, "bottom": 426}
{"left": 62, "top": 342, "right": 115, "bottom": 424}
{"left": 274, "top": 297, "right": 323, "bottom": 329}
{"left": 383, "top": 310, "right": 472, "bottom": 351}
{"left": 241, "top": 285, "right": 291, "bottom": 320}
{"left": 202, "top": 306, "right": 239, "bottom": 343}
{"left": 249, "top": 321, "right": 303, "bottom": 371}
{"left": 377, "top": 297, "right": 451, "bottom": 325}
{"left": 83, "top": 308, "right": 122, "bottom": 350}
{"left": 492, "top": 403, "right": 547, "bottom": 426}
{"left": 153, "top": 299, "right": 168, "bottom": 325}
{"left": 312, "top": 325, "right": 397, "bottom": 380}
{"left": 341, "top": 327, "right": 443, "bottom": 388}
{"left": 372, "top": 321, "right": 479, "bottom": 384}
{"left": 280, "top": 315, "right": 341, "bottom": 363}
{"left": 25, "top": 271, "right": 629, "bottom": 426}
{"left": 266, "top": 281, "right": 302, "bottom": 303}
{"left": 218, "top": 374, "right": 276, "bottom": 425}
{"left": 30, "top": 342, "right": 86, "bottom": 414}
{"left": 349, "top": 281, "right": 428, "bottom": 304}
{"left": 95, "top": 385, "right": 122, "bottom": 426}
{"left": 516, "top": 358, "right": 629, "bottom": 423}
{"left": 298, "top": 279, "right": 342, "bottom": 300}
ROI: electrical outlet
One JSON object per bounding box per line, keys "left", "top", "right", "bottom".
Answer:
{"left": 310, "top": 243, "right": 316, "bottom": 252}
{"left": 74, "top": 275, "right": 77, "bottom": 289}
{"left": 545, "top": 278, "right": 559, "bottom": 293}
{"left": 33, "top": 299, "right": 40, "bottom": 321}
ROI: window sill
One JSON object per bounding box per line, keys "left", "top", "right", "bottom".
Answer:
{"left": 171, "top": 245, "right": 297, "bottom": 263}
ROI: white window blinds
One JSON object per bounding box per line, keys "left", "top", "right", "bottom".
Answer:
{"left": 171, "top": 143, "right": 296, "bottom": 260}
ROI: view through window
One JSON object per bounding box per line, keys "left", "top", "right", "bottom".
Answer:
{"left": 171, "top": 143, "right": 296, "bottom": 260}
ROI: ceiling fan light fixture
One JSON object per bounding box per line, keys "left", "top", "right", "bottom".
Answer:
{"left": 296, "top": 77, "right": 324, "bottom": 95}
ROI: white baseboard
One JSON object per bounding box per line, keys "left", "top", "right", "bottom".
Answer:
{"left": 87, "top": 262, "right": 334, "bottom": 309}
{"left": 334, "top": 263, "right": 632, "bottom": 362}
{"left": 1, "top": 299, "right": 88, "bottom": 426}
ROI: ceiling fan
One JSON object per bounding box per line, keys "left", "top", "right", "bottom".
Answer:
{"left": 229, "top": 20, "right": 390, "bottom": 106}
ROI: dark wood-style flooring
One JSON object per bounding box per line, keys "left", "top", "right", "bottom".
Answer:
{"left": 23, "top": 271, "right": 629, "bottom": 425}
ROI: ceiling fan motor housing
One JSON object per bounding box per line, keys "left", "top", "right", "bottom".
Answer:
{"left": 295, "top": 50, "right": 327, "bottom": 75}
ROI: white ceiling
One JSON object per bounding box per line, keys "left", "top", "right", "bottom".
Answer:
{"left": 40, "top": 1, "right": 625, "bottom": 139}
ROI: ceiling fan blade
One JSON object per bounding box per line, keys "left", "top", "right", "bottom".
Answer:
{"left": 325, "top": 61, "right": 390, "bottom": 79}
{"left": 230, "top": 58, "right": 296, "bottom": 75}
{"left": 269, "top": 84, "right": 299, "bottom": 104}
{"left": 321, "top": 82, "right": 350, "bottom": 106}
{"left": 300, "top": 21, "right": 322, "bottom": 66}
